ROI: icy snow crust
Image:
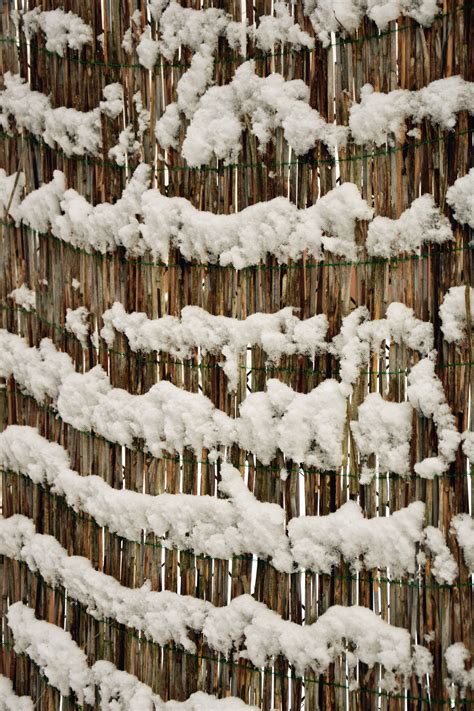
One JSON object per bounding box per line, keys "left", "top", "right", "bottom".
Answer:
{"left": 2, "top": 525, "right": 430, "bottom": 687}
{"left": 3, "top": 425, "right": 461, "bottom": 579}
{"left": 0, "top": 165, "right": 462, "bottom": 269}
{"left": 6, "top": 603, "right": 258, "bottom": 710}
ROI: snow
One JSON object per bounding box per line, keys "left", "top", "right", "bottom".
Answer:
{"left": 17, "top": 170, "right": 66, "bottom": 233}
{"left": 179, "top": 61, "right": 349, "bottom": 165}
{"left": 108, "top": 125, "right": 141, "bottom": 165}
{"left": 22, "top": 8, "right": 93, "bottom": 55}
{"left": 7, "top": 603, "right": 95, "bottom": 705}
{"left": 157, "top": 3, "right": 230, "bottom": 60}
{"left": 332, "top": 303, "right": 434, "bottom": 395}
{"left": 0, "top": 518, "right": 429, "bottom": 685}
{"left": 95, "top": 661, "right": 259, "bottom": 709}
{"left": 446, "top": 169, "right": 474, "bottom": 228}
{"left": 65, "top": 306, "right": 90, "bottom": 346}
{"left": 450, "top": 514, "right": 474, "bottom": 572}
{"left": 304, "top": 0, "right": 442, "bottom": 46}
{"left": 439, "top": 286, "right": 474, "bottom": 344}
{"left": 137, "top": 28, "right": 160, "bottom": 70}
{"left": 100, "top": 83, "right": 124, "bottom": 119}
{"left": 445, "top": 643, "right": 474, "bottom": 696}
{"left": 176, "top": 46, "right": 214, "bottom": 119}
{"left": 288, "top": 500, "right": 425, "bottom": 576}
{"left": 1, "top": 165, "right": 467, "bottom": 267}
{"left": 101, "top": 302, "right": 328, "bottom": 390}
{"left": 0, "top": 675, "right": 33, "bottom": 711}
{"left": 149, "top": 0, "right": 170, "bottom": 22}
{"left": 139, "top": 182, "right": 371, "bottom": 266}
{"left": 0, "top": 329, "right": 343, "bottom": 465}
{"left": 407, "top": 359, "right": 461, "bottom": 478}
{"left": 0, "top": 73, "right": 101, "bottom": 157}
{"left": 366, "top": 195, "right": 453, "bottom": 258}
{"left": 349, "top": 77, "right": 474, "bottom": 146}
{"left": 0, "top": 425, "right": 291, "bottom": 571}
{"left": 7, "top": 602, "right": 259, "bottom": 709}
{"left": 0, "top": 314, "right": 458, "bottom": 470}
{"left": 8, "top": 284, "right": 36, "bottom": 312}
{"left": 0, "top": 426, "right": 461, "bottom": 579}
{"left": 253, "top": 2, "right": 314, "bottom": 51}
{"left": 54, "top": 164, "right": 151, "bottom": 254}
{"left": 351, "top": 393, "right": 413, "bottom": 478}
{"left": 0, "top": 331, "right": 74, "bottom": 403}
{"left": 461, "top": 430, "right": 474, "bottom": 461}
{"left": 423, "top": 526, "right": 458, "bottom": 584}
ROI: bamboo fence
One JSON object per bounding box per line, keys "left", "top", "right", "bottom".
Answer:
{"left": 0, "top": 0, "right": 472, "bottom": 709}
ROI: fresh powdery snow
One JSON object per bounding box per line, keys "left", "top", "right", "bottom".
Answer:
{"left": 1, "top": 522, "right": 431, "bottom": 687}
{"left": 101, "top": 302, "right": 329, "bottom": 390}
{"left": 304, "top": 0, "right": 442, "bottom": 45}
{"left": 445, "top": 643, "right": 474, "bottom": 697}
{"left": 158, "top": 68, "right": 473, "bottom": 164}
{"left": 8, "top": 284, "right": 36, "bottom": 312}
{"left": 131, "top": 1, "right": 312, "bottom": 70}
{"left": 439, "top": 285, "right": 474, "bottom": 343}
{"left": 3, "top": 425, "right": 458, "bottom": 576}
{"left": 331, "top": 302, "right": 434, "bottom": 394}
{"left": 165, "top": 60, "right": 349, "bottom": 163}
{"left": 446, "top": 168, "right": 474, "bottom": 228}
{"left": 1, "top": 165, "right": 464, "bottom": 267}
{"left": 366, "top": 194, "right": 453, "bottom": 258}
{"left": 7, "top": 603, "right": 258, "bottom": 709}
{"left": 349, "top": 77, "right": 474, "bottom": 146}
{"left": 65, "top": 306, "right": 90, "bottom": 346}
{"left": 450, "top": 514, "right": 474, "bottom": 572}
{"left": 407, "top": 359, "right": 461, "bottom": 478}
{"left": 22, "top": 8, "right": 93, "bottom": 55}
{"left": 0, "top": 73, "right": 101, "bottom": 157}
{"left": 0, "top": 674, "right": 34, "bottom": 711}
{"left": 350, "top": 393, "right": 413, "bottom": 479}
{"left": 0, "top": 329, "right": 346, "bottom": 466}
{"left": 0, "top": 322, "right": 461, "bottom": 473}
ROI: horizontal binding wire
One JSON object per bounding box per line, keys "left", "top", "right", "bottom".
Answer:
{"left": 0, "top": 574, "right": 466, "bottom": 706}
{"left": 2, "top": 303, "right": 474, "bottom": 377}
{"left": 0, "top": 4, "right": 470, "bottom": 70}
{"left": 0, "top": 125, "right": 471, "bottom": 173}
{"left": 1, "top": 218, "right": 471, "bottom": 271}
{"left": 6, "top": 467, "right": 472, "bottom": 590}
{"left": 8, "top": 385, "right": 472, "bottom": 481}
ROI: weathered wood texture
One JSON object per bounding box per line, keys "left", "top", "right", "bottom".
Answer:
{"left": 0, "top": 0, "right": 472, "bottom": 709}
